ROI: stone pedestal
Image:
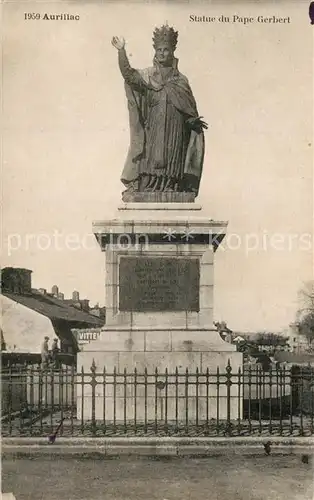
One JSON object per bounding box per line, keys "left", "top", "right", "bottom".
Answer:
{"left": 77, "top": 202, "right": 243, "bottom": 422}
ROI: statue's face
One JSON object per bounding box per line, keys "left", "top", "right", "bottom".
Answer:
{"left": 155, "top": 44, "right": 173, "bottom": 66}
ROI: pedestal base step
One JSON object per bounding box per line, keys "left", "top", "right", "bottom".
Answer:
{"left": 121, "top": 191, "right": 196, "bottom": 203}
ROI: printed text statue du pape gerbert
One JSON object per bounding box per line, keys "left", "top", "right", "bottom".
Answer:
{"left": 112, "top": 25, "right": 207, "bottom": 200}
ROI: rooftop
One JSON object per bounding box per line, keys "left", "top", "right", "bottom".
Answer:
{"left": 2, "top": 289, "right": 104, "bottom": 328}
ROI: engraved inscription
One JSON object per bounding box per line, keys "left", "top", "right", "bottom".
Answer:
{"left": 119, "top": 257, "right": 200, "bottom": 312}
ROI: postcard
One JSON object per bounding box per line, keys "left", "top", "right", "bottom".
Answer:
{"left": 1, "top": 1, "right": 313, "bottom": 499}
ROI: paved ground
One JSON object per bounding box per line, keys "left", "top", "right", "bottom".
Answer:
{"left": 2, "top": 455, "right": 314, "bottom": 500}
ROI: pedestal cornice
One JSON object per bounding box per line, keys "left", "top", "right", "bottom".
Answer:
{"left": 93, "top": 203, "right": 228, "bottom": 251}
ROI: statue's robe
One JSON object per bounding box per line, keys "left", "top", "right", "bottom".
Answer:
{"left": 118, "top": 48, "right": 205, "bottom": 194}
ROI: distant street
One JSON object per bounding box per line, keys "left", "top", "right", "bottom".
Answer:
{"left": 2, "top": 454, "right": 313, "bottom": 500}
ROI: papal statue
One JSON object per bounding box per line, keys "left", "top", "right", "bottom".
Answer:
{"left": 112, "top": 25, "right": 207, "bottom": 200}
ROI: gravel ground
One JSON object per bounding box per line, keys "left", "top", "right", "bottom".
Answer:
{"left": 2, "top": 455, "right": 314, "bottom": 500}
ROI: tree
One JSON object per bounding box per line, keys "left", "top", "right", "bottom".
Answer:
{"left": 297, "top": 312, "right": 314, "bottom": 345}
{"left": 254, "top": 332, "right": 289, "bottom": 347}
{"left": 1, "top": 329, "right": 6, "bottom": 351}
{"left": 298, "top": 281, "right": 314, "bottom": 314}
{"left": 296, "top": 282, "right": 314, "bottom": 345}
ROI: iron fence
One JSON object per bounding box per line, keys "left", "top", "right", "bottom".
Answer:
{"left": 1, "top": 362, "right": 314, "bottom": 438}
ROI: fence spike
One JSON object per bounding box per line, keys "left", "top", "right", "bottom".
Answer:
{"left": 91, "top": 359, "right": 96, "bottom": 373}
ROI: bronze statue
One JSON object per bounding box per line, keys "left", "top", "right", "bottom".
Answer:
{"left": 112, "top": 25, "right": 207, "bottom": 200}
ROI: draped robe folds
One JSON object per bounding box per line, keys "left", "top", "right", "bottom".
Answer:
{"left": 118, "top": 48, "right": 205, "bottom": 194}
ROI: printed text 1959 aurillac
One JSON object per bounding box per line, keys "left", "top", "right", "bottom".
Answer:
{"left": 24, "top": 13, "right": 80, "bottom": 21}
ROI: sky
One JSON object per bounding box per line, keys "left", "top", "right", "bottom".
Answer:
{"left": 2, "top": 0, "right": 313, "bottom": 332}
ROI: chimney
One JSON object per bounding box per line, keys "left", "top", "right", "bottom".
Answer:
{"left": 72, "top": 290, "right": 80, "bottom": 301}
{"left": 51, "top": 285, "right": 59, "bottom": 296}
{"left": 38, "top": 288, "right": 47, "bottom": 295}
{"left": 90, "top": 308, "right": 100, "bottom": 317}
{"left": 1, "top": 267, "right": 32, "bottom": 294}
{"left": 57, "top": 292, "right": 64, "bottom": 300}
{"left": 80, "top": 299, "right": 90, "bottom": 312}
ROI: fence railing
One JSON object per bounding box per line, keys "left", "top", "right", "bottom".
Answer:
{"left": 1, "top": 363, "right": 314, "bottom": 437}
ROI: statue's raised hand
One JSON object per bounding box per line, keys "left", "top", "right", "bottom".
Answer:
{"left": 112, "top": 36, "right": 125, "bottom": 50}
{"left": 187, "top": 116, "right": 208, "bottom": 133}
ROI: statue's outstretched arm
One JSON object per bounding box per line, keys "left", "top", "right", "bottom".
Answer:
{"left": 118, "top": 48, "right": 146, "bottom": 93}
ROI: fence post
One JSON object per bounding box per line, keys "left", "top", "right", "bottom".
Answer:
{"left": 50, "top": 366, "right": 54, "bottom": 435}
{"left": 19, "top": 362, "right": 27, "bottom": 430}
{"left": 8, "top": 365, "right": 12, "bottom": 436}
{"left": 59, "top": 366, "right": 64, "bottom": 434}
{"left": 154, "top": 367, "right": 158, "bottom": 434}
{"left": 113, "top": 366, "right": 117, "bottom": 434}
{"left": 70, "top": 364, "right": 75, "bottom": 436}
{"left": 103, "top": 366, "right": 107, "bottom": 435}
{"left": 226, "top": 360, "right": 232, "bottom": 436}
{"left": 196, "top": 367, "right": 199, "bottom": 428}
{"left": 80, "top": 366, "right": 85, "bottom": 434}
{"left": 90, "top": 359, "right": 96, "bottom": 437}
{"left": 247, "top": 366, "right": 252, "bottom": 434}
{"left": 39, "top": 364, "right": 43, "bottom": 434}
{"left": 237, "top": 366, "right": 241, "bottom": 435}
{"left": 205, "top": 367, "right": 209, "bottom": 433}
{"left": 144, "top": 367, "right": 148, "bottom": 434}
{"left": 29, "top": 365, "right": 34, "bottom": 436}
{"left": 165, "top": 367, "right": 168, "bottom": 434}
{"left": 134, "top": 367, "right": 137, "bottom": 434}
{"left": 216, "top": 366, "right": 220, "bottom": 435}
{"left": 311, "top": 366, "right": 314, "bottom": 435}
{"left": 299, "top": 366, "right": 304, "bottom": 436}
{"left": 268, "top": 366, "right": 273, "bottom": 434}
{"left": 175, "top": 367, "right": 179, "bottom": 433}
{"left": 185, "top": 367, "right": 189, "bottom": 434}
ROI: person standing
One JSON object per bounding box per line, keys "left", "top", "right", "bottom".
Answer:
{"left": 51, "top": 338, "right": 60, "bottom": 367}
{"left": 41, "top": 336, "right": 49, "bottom": 369}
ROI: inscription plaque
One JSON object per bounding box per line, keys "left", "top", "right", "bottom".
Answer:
{"left": 119, "top": 257, "right": 200, "bottom": 312}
